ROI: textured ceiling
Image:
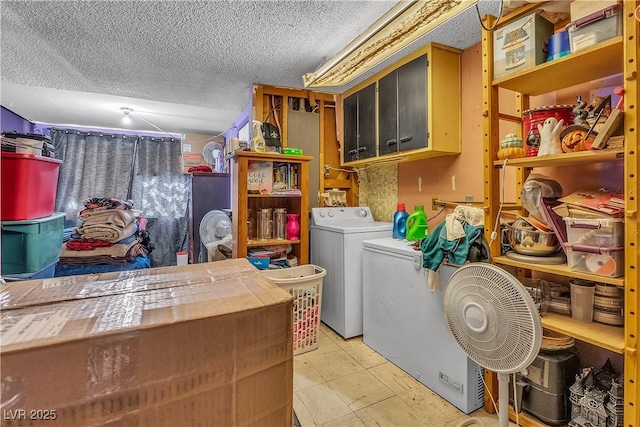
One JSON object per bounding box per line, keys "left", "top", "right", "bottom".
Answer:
{"left": 0, "top": 0, "right": 501, "bottom": 136}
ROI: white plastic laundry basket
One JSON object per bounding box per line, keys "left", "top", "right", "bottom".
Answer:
{"left": 262, "top": 265, "right": 326, "bottom": 355}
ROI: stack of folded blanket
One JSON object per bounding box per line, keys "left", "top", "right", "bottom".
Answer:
{"left": 59, "top": 197, "right": 152, "bottom": 266}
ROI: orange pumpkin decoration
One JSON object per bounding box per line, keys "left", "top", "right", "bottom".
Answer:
{"left": 497, "top": 146, "right": 527, "bottom": 160}
{"left": 561, "top": 128, "right": 594, "bottom": 152}
{"left": 497, "top": 133, "right": 527, "bottom": 160}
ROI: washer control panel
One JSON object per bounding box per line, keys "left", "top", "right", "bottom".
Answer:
{"left": 311, "top": 207, "right": 374, "bottom": 224}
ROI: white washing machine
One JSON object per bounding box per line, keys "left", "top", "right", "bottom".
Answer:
{"left": 310, "top": 207, "right": 392, "bottom": 338}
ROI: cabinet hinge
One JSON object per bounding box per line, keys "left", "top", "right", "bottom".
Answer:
{"left": 426, "top": 60, "right": 429, "bottom": 67}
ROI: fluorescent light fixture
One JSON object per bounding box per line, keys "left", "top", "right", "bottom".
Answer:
{"left": 303, "top": 0, "right": 475, "bottom": 88}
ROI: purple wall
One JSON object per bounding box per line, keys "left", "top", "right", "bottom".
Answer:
{"left": 1, "top": 106, "right": 34, "bottom": 134}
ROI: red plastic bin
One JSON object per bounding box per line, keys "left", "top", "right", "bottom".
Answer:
{"left": 1, "top": 153, "right": 62, "bottom": 221}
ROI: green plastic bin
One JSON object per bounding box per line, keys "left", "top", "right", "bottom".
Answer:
{"left": 1, "top": 212, "right": 66, "bottom": 274}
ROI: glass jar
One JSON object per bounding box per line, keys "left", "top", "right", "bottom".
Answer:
{"left": 257, "top": 208, "right": 272, "bottom": 240}
{"left": 273, "top": 208, "right": 287, "bottom": 240}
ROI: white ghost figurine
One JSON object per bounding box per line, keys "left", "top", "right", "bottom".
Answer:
{"left": 536, "top": 117, "right": 564, "bottom": 156}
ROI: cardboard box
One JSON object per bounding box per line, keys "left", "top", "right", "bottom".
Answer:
{"left": 181, "top": 133, "right": 223, "bottom": 173}
{"left": 570, "top": 0, "right": 619, "bottom": 22}
{"left": 0, "top": 259, "right": 293, "bottom": 426}
{"left": 493, "top": 12, "right": 554, "bottom": 79}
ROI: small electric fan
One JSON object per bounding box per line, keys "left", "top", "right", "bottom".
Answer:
{"left": 202, "top": 141, "right": 224, "bottom": 173}
{"left": 443, "top": 263, "right": 542, "bottom": 427}
{"left": 199, "top": 210, "right": 232, "bottom": 262}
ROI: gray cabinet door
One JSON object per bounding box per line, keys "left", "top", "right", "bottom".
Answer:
{"left": 378, "top": 71, "right": 398, "bottom": 156}
{"left": 357, "top": 83, "right": 377, "bottom": 160}
{"left": 398, "top": 55, "right": 427, "bottom": 151}
{"left": 343, "top": 92, "right": 358, "bottom": 163}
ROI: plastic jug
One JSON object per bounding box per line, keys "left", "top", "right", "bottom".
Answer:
{"left": 405, "top": 205, "right": 428, "bottom": 241}
{"left": 392, "top": 203, "right": 409, "bottom": 239}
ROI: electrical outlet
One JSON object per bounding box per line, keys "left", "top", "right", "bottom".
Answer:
{"left": 432, "top": 197, "right": 439, "bottom": 211}
{"left": 439, "top": 372, "right": 449, "bottom": 384}
{"left": 465, "top": 195, "right": 474, "bottom": 204}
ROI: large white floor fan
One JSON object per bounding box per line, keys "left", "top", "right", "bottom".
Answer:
{"left": 443, "top": 263, "right": 542, "bottom": 427}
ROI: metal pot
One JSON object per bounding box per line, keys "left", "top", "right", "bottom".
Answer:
{"left": 506, "top": 224, "right": 560, "bottom": 256}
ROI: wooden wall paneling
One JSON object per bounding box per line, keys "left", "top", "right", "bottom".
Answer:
{"left": 319, "top": 99, "right": 326, "bottom": 207}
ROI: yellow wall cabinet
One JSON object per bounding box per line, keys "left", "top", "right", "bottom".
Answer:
{"left": 340, "top": 42, "right": 462, "bottom": 166}
{"left": 231, "top": 151, "right": 312, "bottom": 264}
{"left": 482, "top": 2, "right": 639, "bottom": 426}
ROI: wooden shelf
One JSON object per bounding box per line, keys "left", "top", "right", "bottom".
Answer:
{"left": 247, "top": 239, "right": 300, "bottom": 247}
{"left": 507, "top": 406, "right": 547, "bottom": 427}
{"left": 541, "top": 312, "right": 625, "bottom": 354}
{"left": 492, "top": 37, "right": 623, "bottom": 95}
{"left": 232, "top": 152, "right": 311, "bottom": 263}
{"left": 493, "top": 256, "right": 624, "bottom": 286}
{"left": 234, "top": 150, "right": 313, "bottom": 162}
{"left": 248, "top": 193, "right": 302, "bottom": 198}
{"left": 493, "top": 149, "right": 623, "bottom": 168}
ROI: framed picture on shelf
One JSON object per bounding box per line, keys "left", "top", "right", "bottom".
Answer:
{"left": 247, "top": 161, "right": 273, "bottom": 194}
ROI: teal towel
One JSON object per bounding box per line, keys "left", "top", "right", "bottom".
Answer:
{"left": 420, "top": 220, "right": 484, "bottom": 271}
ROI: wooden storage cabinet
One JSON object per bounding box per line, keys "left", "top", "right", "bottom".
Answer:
{"left": 231, "top": 151, "right": 312, "bottom": 264}
{"left": 343, "top": 83, "right": 376, "bottom": 163}
{"left": 482, "top": 3, "right": 638, "bottom": 426}
{"left": 341, "top": 42, "right": 462, "bottom": 166}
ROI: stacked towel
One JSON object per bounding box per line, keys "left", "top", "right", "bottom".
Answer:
{"left": 59, "top": 197, "right": 149, "bottom": 266}
{"left": 73, "top": 208, "right": 138, "bottom": 243}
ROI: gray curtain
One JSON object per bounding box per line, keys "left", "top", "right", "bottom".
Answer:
{"left": 52, "top": 129, "right": 188, "bottom": 267}
{"left": 130, "top": 136, "right": 189, "bottom": 267}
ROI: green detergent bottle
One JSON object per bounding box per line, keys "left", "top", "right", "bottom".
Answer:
{"left": 405, "top": 205, "right": 429, "bottom": 241}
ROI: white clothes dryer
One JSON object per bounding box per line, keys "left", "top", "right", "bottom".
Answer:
{"left": 310, "top": 207, "right": 392, "bottom": 338}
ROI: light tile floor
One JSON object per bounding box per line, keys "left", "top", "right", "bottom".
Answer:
{"left": 293, "top": 323, "right": 503, "bottom": 427}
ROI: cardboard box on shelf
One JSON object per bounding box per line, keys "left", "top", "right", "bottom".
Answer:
{"left": 493, "top": 12, "right": 554, "bottom": 79}
{"left": 181, "top": 133, "right": 223, "bottom": 174}
{"left": 0, "top": 259, "right": 293, "bottom": 427}
{"left": 570, "top": 0, "right": 619, "bottom": 22}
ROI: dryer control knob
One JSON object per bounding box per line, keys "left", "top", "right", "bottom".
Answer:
{"left": 328, "top": 211, "right": 334, "bottom": 217}
{"left": 356, "top": 208, "right": 368, "bottom": 218}
{"left": 319, "top": 211, "right": 326, "bottom": 218}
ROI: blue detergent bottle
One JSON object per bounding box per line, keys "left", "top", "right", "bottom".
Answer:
{"left": 405, "top": 205, "right": 429, "bottom": 241}
{"left": 392, "top": 203, "right": 409, "bottom": 239}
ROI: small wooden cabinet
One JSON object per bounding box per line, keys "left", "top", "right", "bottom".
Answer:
{"left": 231, "top": 151, "right": 312, "bottom": 264}
{"left": 343, "top": 83, "right": 376, "bottom": 163}
{"left": 340, "top": 42, "right": 462, "bottom": 166}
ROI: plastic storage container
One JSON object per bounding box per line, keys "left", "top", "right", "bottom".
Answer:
{"left": 1, "top": 153, "right": 63, "bottom": 221}
{"left": 2, "top": 258, "right": 59, "bottom": 282}
{"left": 1, "top": 212, "right": 66, "bottom": 274}
{"left": 567, "top": 5, "right": 622, "bottom": 54}
{"left": 262, "top": 265, "right": 326, "bottom": 355}
{"left": 563, "top": 216, "right": 624, "bottom": 247}
{"left": 565, "top": 244, "right": 624, "bottom": 277}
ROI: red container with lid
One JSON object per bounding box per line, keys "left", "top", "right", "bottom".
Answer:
{"left": 1, "top": 153, "right": 62, "bottom": 221}
{"left": 522, "top": 105, "right": 574, "bottom": 155}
